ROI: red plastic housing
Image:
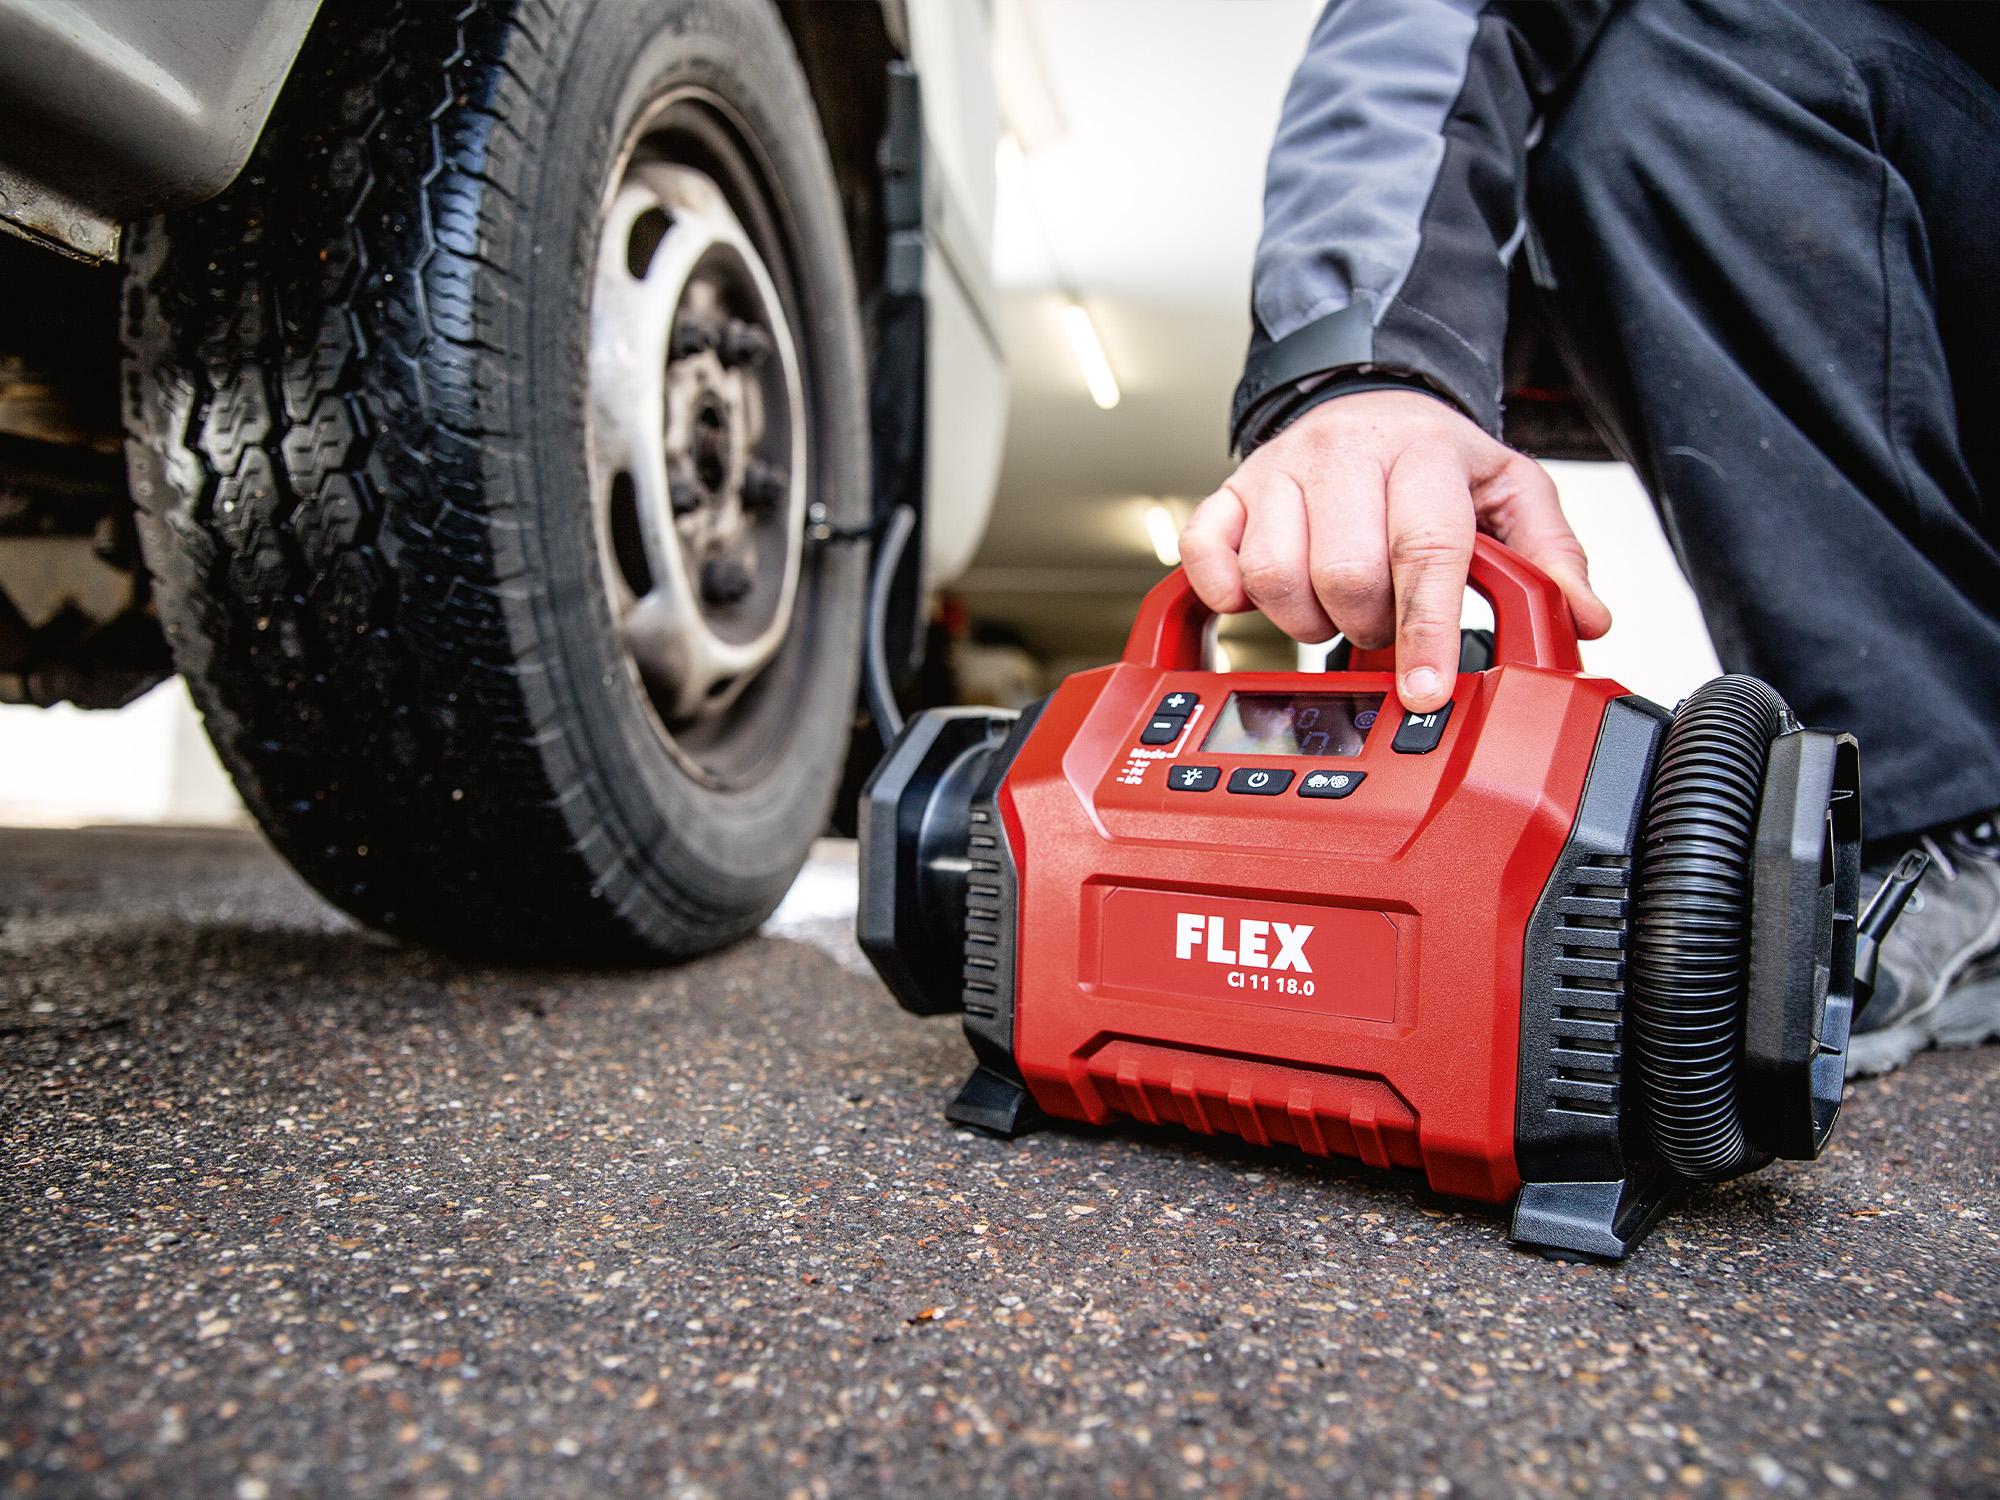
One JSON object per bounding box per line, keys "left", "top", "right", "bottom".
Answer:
{"left": 996, "top": 539, "right": 1629, "bottom": 1202}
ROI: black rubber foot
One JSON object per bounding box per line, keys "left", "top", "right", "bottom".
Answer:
{"left": 1508, "top": 1166, "right": 1684, "bottom": 1261}
{"left": 945, "top": 1066, "right": 1045, "bottom": 1137}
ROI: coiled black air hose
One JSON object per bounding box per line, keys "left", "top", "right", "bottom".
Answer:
{"left": 1628, "top": 675, "right": 1794, "bottom": 1181}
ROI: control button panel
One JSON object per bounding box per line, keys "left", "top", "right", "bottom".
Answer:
{"left": 1138, "top": 690, "right": 1202, "bottom": 747}
{"left": 1166, "top": 765, "right": 1220, "bottom": 792}
{"left": 1227, "top": 767, "right": 1294, "bottom": 796}
{"left": 1298, "top": 769, "right": 1365, "bottom": 799}
{"left": 1392, "top": 701, "right": 1454, "bottom": 754}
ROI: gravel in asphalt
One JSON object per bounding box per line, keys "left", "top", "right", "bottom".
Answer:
{"left": 2, "top": 825, "right": 1996, "bottom": 1498}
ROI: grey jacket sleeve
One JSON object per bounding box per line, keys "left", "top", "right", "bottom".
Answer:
{"left": 1231, "top": 0, "right": 1614, "bottom": 453}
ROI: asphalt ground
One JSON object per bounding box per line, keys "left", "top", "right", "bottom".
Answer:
{"left": 3, "top": 824, "right": 1996, "bottom": 1499}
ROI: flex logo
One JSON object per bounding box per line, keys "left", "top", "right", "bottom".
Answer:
{"left": 1173, "top": 912, "right": 1313, "bottom": 972}
{"left": 1096, "top": 886, "right": 1396, "bottom": 1021}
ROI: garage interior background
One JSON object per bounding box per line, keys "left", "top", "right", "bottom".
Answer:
{"left": 0, "top": 0, "right": 1716, "bottom": 828}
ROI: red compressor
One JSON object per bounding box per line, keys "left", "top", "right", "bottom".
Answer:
{"left": 858, "top": 538, "right": 1925, "bottom": 1259}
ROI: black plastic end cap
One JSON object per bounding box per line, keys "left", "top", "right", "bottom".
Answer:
{"left": 1741, "top": 730, "right": 1862, "bottom": 1161}
{"left": 857, "top": 707, "right": 1016, "bottom": 1016}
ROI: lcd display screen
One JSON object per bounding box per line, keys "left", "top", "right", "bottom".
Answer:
{"left": 1199, "top": 692, "right": 1383, "bottom": 759}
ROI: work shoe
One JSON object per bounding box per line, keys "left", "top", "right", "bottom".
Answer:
{"left": 1847, "top": 818, "right": 2000, "bottom": 1077}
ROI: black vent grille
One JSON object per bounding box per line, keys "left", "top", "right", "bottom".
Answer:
{"left": 1541, "top": 858, "right": 1630, "bottom": 1117}
{"left": 961, "top": 806, "right": 1005, "bottom": 1021}
{"left": 1514, "top": 694, "right": 1669, "bottom": 1187}
{"left": 949, "top": 699, "right": 1039, "bottom": 1096}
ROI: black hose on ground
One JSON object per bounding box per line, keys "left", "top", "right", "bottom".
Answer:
{"left": 1628, "top": 674, "right": 1794, "bottom": 1181}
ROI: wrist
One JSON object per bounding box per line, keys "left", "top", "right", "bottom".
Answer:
{"left": 1238, "top": 369, "right": 1472, "bottom": 457}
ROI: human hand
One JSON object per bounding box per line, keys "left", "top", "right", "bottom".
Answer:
{"left": 1180, "top": 389, "right": 1611, "bottom": 712}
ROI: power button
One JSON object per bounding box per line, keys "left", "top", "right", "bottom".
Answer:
{"left": 1226, "top": 767, "right": 1294, "bottom": 796}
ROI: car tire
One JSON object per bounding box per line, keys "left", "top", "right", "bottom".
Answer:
{"left": 121, "top": 0, "right": 868, "bottom": 961}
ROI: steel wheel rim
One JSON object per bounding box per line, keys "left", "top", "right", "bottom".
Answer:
{"left": 587, "top": 141, "right": 810, "bottom": 750}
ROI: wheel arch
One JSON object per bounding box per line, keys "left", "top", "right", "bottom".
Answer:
{"left": 773, "top": 1, "right": 899, "bottom": 309}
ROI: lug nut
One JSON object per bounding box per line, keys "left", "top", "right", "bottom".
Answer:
{"left": 743, "top": 459, "right": 788, "bottom": 511}
{"left": 718, "top": 319, "right": 772, "bottom": 369}
{"left": 701, "top": 556, "right": 754, "bottom": 606}
{"left": 669, "top": 478, "right": 701, "bottom": 515}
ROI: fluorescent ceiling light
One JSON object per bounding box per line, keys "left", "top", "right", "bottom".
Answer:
{"left": 1061, "top": 303, "right": 1121, "bottom": 410}
{"left": 1144, "top": 503, "right": 1181, "bottom": 567}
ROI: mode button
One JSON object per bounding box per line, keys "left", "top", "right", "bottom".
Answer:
{"left": 1299, "top": 769, "right": 1365, "bottom": 799}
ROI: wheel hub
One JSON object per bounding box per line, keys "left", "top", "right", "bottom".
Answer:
{"left": 588, "top": 159, "right": 807, "bottom": 727}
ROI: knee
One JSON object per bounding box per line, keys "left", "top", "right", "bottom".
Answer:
{"left": 1533, "top": 0, "right": 1856, "bottom": 216}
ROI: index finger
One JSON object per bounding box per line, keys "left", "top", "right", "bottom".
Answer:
{"left": 1384, "top": 443, "right": 1475, "bottom": 713}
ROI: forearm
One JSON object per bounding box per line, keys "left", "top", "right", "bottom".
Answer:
{"left": 1233, "top": 0, "right": 1615, "bottom": 455}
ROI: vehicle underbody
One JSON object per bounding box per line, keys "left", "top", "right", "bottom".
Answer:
{"left": 0, "top": 235, "right": 165, "bottom": 708}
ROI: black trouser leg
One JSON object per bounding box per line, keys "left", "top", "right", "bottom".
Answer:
{"left": 1528, "top": 0, "right": 2000, "bottom": 841}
